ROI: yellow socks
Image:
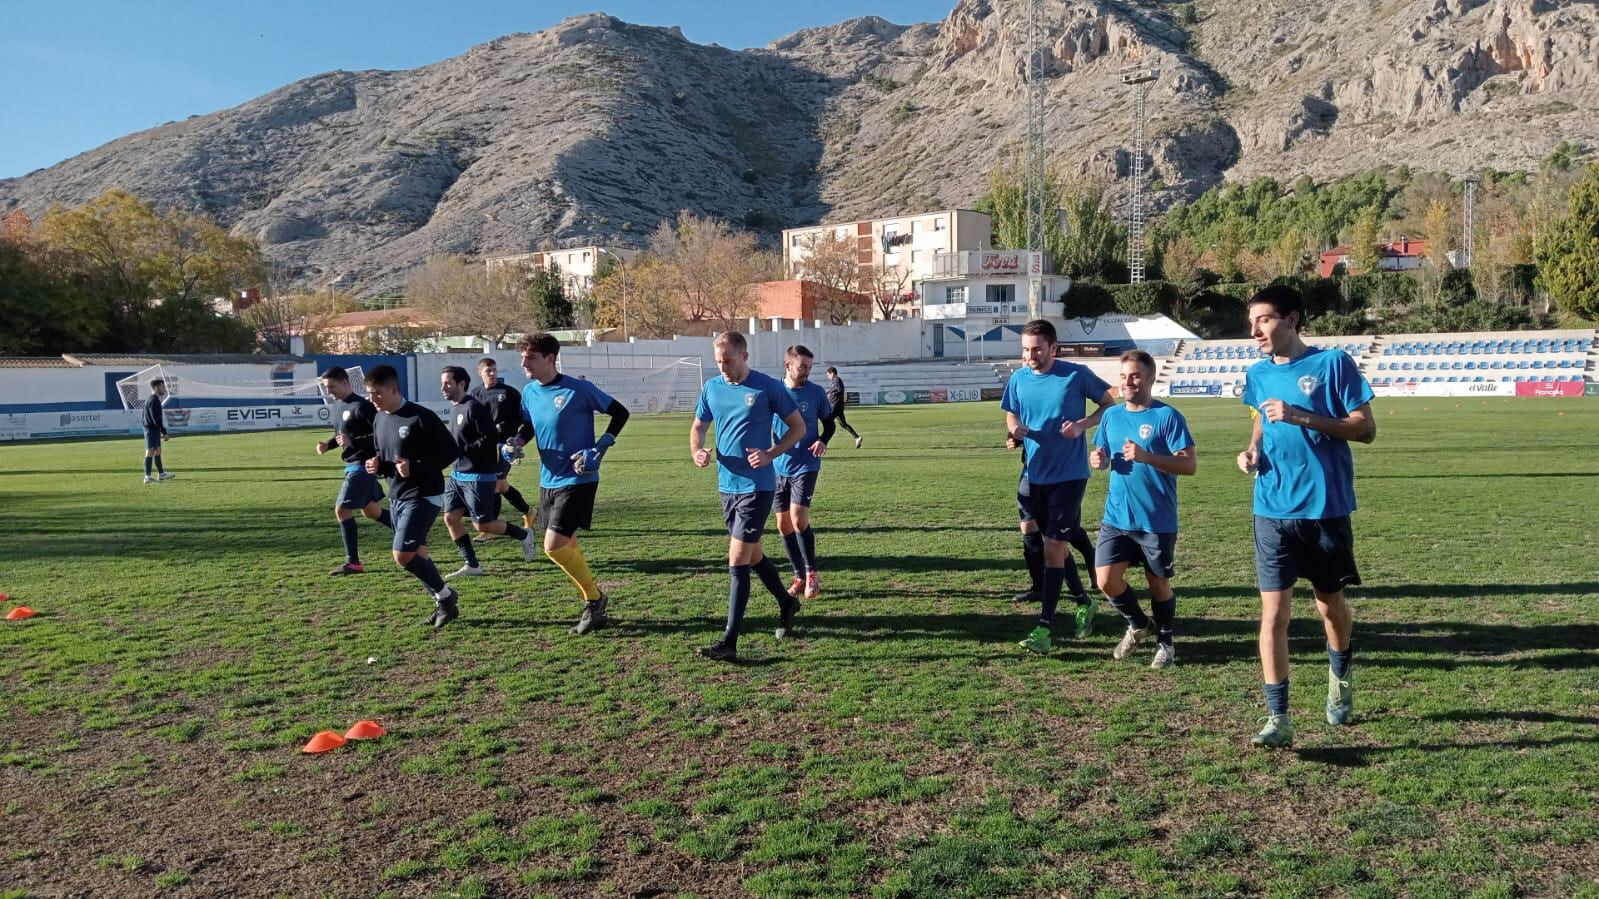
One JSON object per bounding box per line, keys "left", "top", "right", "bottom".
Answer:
{"left": 547, "top": 543, "right": 601, "bottom": 601}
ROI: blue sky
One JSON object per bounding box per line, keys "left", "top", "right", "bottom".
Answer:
{"left": 2, "top": 1, "right": 954, "bottom": 179}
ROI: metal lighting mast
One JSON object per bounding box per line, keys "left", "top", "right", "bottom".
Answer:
{"left": 1461, "top": 175, "right": 1479, "bottom": 270}
{"left": 1023, "top": 0, "right": 1048, "bottom": 318}
{"left": 1120, "top": 65, "right": 1158, "bottom": 284}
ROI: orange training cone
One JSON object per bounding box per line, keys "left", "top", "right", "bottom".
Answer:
{"left": 5, "top": 607, "right": 36, "bottom": 621}
{"left": 302, "top": 730, "right": 347, "bottom": 754}
{"left": 344, "top": 720, "right": 386, "bottom": 740}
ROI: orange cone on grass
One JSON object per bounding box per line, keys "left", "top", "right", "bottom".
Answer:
{"left": 302, "top": 731, "right": 347, "bottom": 754}
{"left": 344, "top": 720, "right": 386, "bottom": 740}
{"left": 6, "top": 607, "right": 36, "bottom": 621}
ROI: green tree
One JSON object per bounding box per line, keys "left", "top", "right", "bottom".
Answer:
{"left": 1535, "top": 162, "right": 1599, "bottom": 319}
{"left": 0, "top": 242, "right": 106, "bottom": 354}
{"left": 983, "top": 151, "right": 1125, "bottom": 280}
{"left": 527, "top": 268, "right": 574, "bottom": 329}
{"left": 37, "top": 189, "right": 266, "bottom": 352}
{"left": 1349, "top": 207, "right": 1384, "bottom": 276}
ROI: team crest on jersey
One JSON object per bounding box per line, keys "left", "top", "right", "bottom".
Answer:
{"left": 1139, "top": 424, "right": 1154, "bottom": 440}
{"left": 800, "top": 401, "right": 812, "bottom": 413}
{"left": 398, "top": 426, "right": 410, "bottom": 438}
{"left": 553, "top": 394, "right": 567, "bottom": 409}
{"left": 1298, "top": 375, "right": 1319, "bottom": 396}
{"left": 744, "top": 394, "right": 756, "bottom": 407}
{"left": 342, "top": 410, "right": 352, "bottom": 421}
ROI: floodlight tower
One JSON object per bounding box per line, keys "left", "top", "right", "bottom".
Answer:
{"left": 1461, "top": 174, "right": 1480, "bottom": 270}
{"left": 1120, "top": 65, "right": 1159, "bottom": 284}
{"left": 1024, "top": 0, "right": 1047, "bottom": 318}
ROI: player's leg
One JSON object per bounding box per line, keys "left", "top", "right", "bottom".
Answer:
{"left": 1096, "top": 526, "right": 1151, "bottom": 659}
{"left": 332, "top": 470, "right": 381, "bottom": 575}
{"left": 361, "top": 500, "right": 392, "bottom": 529}
{"left": 1019, "top": 485, "right": 1062, "bottom": 653}
{"left": 1067, "top": 526, "right": 1097, "bottom": 591}
{"left": 151, "top": 443, "right": 168, "bottom": 477}
{"left": 1143, "top": 533, "right": 1179, "bottom": 668}
{"left": 1014, "top": 474, "right": 1043, "bottom": 602}
{"left": 392, "top": 499, "right": 455, "bottom": 628}
{"left": 834, "top": 408, "right": 861, "bottom": 446}
{"left": 142, "top": 429, "right": 160, "bottom": 482}
{"left": 1252, "top": 516, "right": 1298, "bottom": 747}
{"left": 1052, "top": 480, "right": 1094, "bottom": 637}
{"left": 793, "top": 495, "right": 819, "bottom": 599}
{"left": 442, "top": 481, "right": 483, "bottom": 578}
{"left": 468, "top": 480, "right": 533, "bottom": 559}
{"left": 542, "top": 485, "right": 608, "bottom": 634}
{"left": 742, "top": 492, "right": 795, "bottom": 615}
{"left": 1309, "top": 516, "right": 1359, "bottom": 725}
{"left": 774, "top": 480, "right": 805, "bottom": 595}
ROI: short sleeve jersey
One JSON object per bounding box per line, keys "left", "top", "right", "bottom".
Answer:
{"left": 1092, "top": 401, "right": 1194, "bottom": 533}
{"left": 1241, "top": 347, "right": 1375, "bottom": 519}
{"left": 695, "top": 369, "right": 799, "bottom": 494}
{"left": 519, "top": 375, "right": 617, "bottom": 489}
{"left": 1000, "top": 360, "right": 1112, "bottom": 485}
{"left": 773, "top": 380, "right": 832, "bottom": 477}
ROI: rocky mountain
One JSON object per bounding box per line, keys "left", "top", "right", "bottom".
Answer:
{"left": 3, "top": 0, "right": 1595, "bottom": 291}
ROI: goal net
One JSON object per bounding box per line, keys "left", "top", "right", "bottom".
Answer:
{"left": 115, "top": 363, "right": 327, "bottom": 410}
{"left": 559, "top": 357, "right": 704, "bottom": 414}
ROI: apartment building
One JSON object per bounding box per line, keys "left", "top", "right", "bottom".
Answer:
{"left": 485, "top": 246, "right": 639, "bottom": 296}
{"left": 781, "top": 210, "right": 993, "bottom": 319}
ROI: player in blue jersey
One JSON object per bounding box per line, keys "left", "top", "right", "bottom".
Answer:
{"left": 772, "top": 345, "right": 835, "bottom": 600}
{"left": 690, "top": 331, "right": 809, "bottom": 662}
{"left": 316, "top": 366, "right": 393, "bottom": 575}
{"left": 518, "top": 332, "right": 630, "bottom": 635}
{"left": 1089, "top": 351, "right": 1196, "bottom": 669}
{"left": 1003, "top": 319, "right": 1116, "bottom": 655}
{"left": 1237, "top": 285, "right": 1376, "bottom": 748}
{"left": 438, "top": 366, "right": 538, "bottom": 578}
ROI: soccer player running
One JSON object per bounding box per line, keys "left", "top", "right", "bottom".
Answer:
{"left": 1003, "top": 319, "right": 1115, "bottom": 654}
{"left": 1237, "top": 285, "right": 1375, "bottom": 748}
{"left": 316, "top": 366, "right": 393, "bottom": 575}
{"left": 518, "top": 333, "right": 630, "bottom": 635}
{"left": 1088, "top": 351, "right": 1196, "bottom": 669}
{"left": 141, "top": 379, "right": 174, "bottom": 483}
{"left": 363, "top": 365, "right": 464, "bottom": 629}
{"left": 822, "top": 366, "right": 862, "bottom": 449}
{"left": 472, "top": 357, "right": 536, "bottom": 530}
{"left": 439, "top": 366, "right": 538, "bottom": 578}
{"left": 773, "top": 345, "right": 835, "bottom": 600}
{"left": 690, "top": 332, "right": 808, "bottom": 662}
{"left": 1008, "top": 445, "right": 1099, "bottom": 603}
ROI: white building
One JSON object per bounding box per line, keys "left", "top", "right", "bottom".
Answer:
{"left": 781, "top": 210, "right": 994, "bottom": 319}
{"left": 485, "top": 246, "right": 639, "bottom": 297}
{"left": 920, "top": 250, "right": 1069, "bottom": 323}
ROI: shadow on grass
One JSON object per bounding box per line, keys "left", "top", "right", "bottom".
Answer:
{"left": 1296, "top": 732, "right": 1599, "bottom": 767}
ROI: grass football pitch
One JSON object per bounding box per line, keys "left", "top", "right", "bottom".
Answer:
{"left": 1, "top": 398, "right": 1596, "bottom": 898}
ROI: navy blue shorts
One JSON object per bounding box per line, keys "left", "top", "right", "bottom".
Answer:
{"left": 446, "top": 477, "right": 500, "bottom": 523}
{"left": 1094, "top": 523, "right": 1177, "bottom": 579}
{"left": 774, "top": 470, "right": 819, "bottom": 513}
{"left": 1253, "top": 515, "right": 1361, "bottom": 594}
{"left": 540, "top": 482, "right": 598, "bottom": 537}
{"left": 722, "top": 491, "right": 774, "bottom": 543}
{"left": 144, "top": 428, "right": 163, "bottom": 450}
{"left": 337, "top": 468, "right": 385, "bottom": 510}
{"left": 1018, "top": 478, "right": 1086, "bottom": 541}
{"left": 391, "top": 496, "right": 441, "bottom": 553}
